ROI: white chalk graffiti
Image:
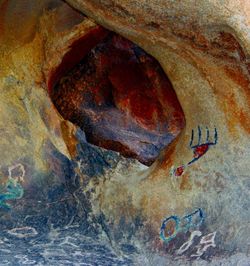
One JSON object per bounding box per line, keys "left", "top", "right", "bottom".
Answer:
{"left": 191, "top": 231, "right": 217, "bottom": 258}
{"left": 176, "top": 230, "right": 202, "bottom": 255}
{"left": 7, "top": 227, "right": 38, "bottom": 238}
{"left": 176, "top": 231, "right": 217, "bottom": 258}
{"left": 8, "top": 163, "right": 25, "bottom": 183}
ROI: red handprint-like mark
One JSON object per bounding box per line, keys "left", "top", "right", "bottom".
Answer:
{"left": 173, "top": 126, "right": 218, "bottom": 177}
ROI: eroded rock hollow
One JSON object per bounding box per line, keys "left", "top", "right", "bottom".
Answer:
{"left": 50, "top": 28, "right": 184, "bottom": 165}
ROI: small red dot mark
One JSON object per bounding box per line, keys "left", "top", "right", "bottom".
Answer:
{"left": 174, "top": 165, "right": 185, "bottom": 176}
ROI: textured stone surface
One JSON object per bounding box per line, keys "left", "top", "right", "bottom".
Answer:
{"left": 0, "top": 0, "right": 249, "bottom": 265}
{"left": 65, "top": 0, "right": 250, "bottom": 261}
{"left": 51, "top": 31, "right": 184, "bottom": 165}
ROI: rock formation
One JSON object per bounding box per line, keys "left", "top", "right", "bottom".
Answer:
{"left": 0, "top": 0, "right": 249, "bottom": 264}
{"left": 51, "top": 29, "right": 184, "bottom": 165}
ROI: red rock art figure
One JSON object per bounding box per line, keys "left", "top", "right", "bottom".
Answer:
{"left": 174, "top": 127, "right": 218, "bottom": 176}
{"left": 188, "top": 126, "right": 218, "bottom": 165}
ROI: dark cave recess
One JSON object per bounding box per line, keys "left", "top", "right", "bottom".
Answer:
{"left": 50, "top": 26, "right": 185, "bottom": 166}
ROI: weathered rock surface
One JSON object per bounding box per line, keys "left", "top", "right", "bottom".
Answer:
{"left": 51, "top": 31, "right": 184, "bottom": 165}
{"left": 0, "top": 0, "right": 249, "bottom": 265}
{"left": 65, "top": 0, "right": 250, "bottom": 260}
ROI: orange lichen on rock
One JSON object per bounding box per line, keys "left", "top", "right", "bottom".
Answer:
{"left": 60, "top": 120, "right": 78, "bottom": 157}
{"left": 179, "top": 174, "right": 192, "bottom": 190}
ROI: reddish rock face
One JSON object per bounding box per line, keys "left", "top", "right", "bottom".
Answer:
{"left": 51, "top": 27, "right": 185, "bottom": 165}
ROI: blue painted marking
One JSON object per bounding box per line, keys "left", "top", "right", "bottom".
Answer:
{"left": 160, "top": 209, "right": 205, "bottom": 244}
{"left": 182, "top": 208, "right": 205, "bottom": 230}
{"left": 206, "top": 127, "right": 209, "bottom": 142}
{"left": 189, "top": 129, "right": 194, "bottom": 147}
{"left": 198, "top": 126, "right": 202, "bottom": 146}
{"left": 190, "top": 126, "right": 218, "bottom": 148}
{"left": 187, "top": 156, "right": 199, "bottom": 165}
{"left": 214, "top": 127, "right": 218, "bottom": 144}
{"left": 160, "top": 216, "right": 180, "bottom": 243}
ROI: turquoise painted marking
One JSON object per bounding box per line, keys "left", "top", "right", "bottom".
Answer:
{"left": 160, "top": 216, "right": 180, "bottom": 243}
{"left": 160, "top": 208, "right": 205, "bottom": 243}
{"left": 0, "top": 177, "right": 24, "bottom": 210}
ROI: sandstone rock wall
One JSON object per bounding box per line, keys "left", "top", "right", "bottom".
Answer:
{"left": 0, "top": 0, "right": 249, "bottom": 264}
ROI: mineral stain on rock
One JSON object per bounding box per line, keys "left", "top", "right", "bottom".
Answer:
{"left": 50, "top": 28, "right": 185, "bottom": 165}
